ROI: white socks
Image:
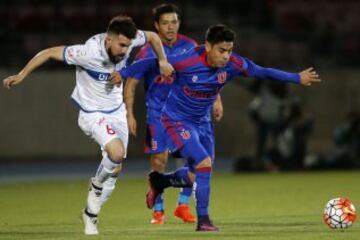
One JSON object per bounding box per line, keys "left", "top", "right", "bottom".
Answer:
{"left": 100, "top": 176, "right": 118, "bottom": 206}
{"left": 95, "top": 155, "right": 121, "bottom": 184}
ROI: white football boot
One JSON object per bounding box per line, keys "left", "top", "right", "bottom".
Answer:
{"left": 87, "top": 177, "right": 103, "bottom": 215}
{"left": 81, "top": 209, "right": 99, "bottom": 235}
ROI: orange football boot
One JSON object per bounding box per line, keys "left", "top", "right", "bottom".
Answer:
{"left": 150, "top": 211, "right": 165, "bottom": 224}
{"left": 174, "top": 204, "right": 196, "bottom": 223}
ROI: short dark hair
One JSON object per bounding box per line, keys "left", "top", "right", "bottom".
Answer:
{"left": 107, "top": 15, "right": 137, "bottom": 39}
{"left": 152, "top": 3, "right": 181, "bottom": 22}
{"left": 205, "top": 24, "right": 236, "bottom": 45}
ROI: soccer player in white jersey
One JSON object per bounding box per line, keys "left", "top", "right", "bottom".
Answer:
{"left": 2, "top": 15, "right": 173, "bottom": 235}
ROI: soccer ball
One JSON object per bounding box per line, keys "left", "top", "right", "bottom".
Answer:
{"left": 323, "top": 197, "right": 357, "bottom": 229}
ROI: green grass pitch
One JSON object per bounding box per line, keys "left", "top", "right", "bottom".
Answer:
{"left": 0, "top": 171, "right": 359, "bottom": 239}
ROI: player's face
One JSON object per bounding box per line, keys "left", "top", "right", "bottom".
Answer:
{"left": 106, "top": 34, "right": 132, "bottom": 64}
{"left": 205, "top": 41, "right": 233, "bottom": 68}
{"left": 155, "top": 13, "right": 180, "bottom": 43}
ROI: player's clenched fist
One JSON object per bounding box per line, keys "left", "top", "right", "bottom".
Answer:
{"left": 3, "top": 74, "right": 24, "bottom": 90}
{"left": 110, "top": 71, "right": 122, "bottom": 84}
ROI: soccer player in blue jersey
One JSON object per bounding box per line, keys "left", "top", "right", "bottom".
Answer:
{"left": 116, "top": 24, "right": 320, "bottom": 231}
{"left": 125, "top": 3, "right": 223, "bottom": 224}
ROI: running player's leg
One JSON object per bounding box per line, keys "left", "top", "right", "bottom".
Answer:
{"left": 199, "top": 121, "right": 215, "bottom": 162}
{"left": 145, "top": 122, "right": 169, "bottom": 224}
{"left": 98, "top": 112, "right": 129, "bottom": 207}
{"left": 191, "top": 121, "right": 217, "bottom": 230}
{"left": 170, "top": 149, "right": 196, "bottom": 223}
{"left": 150, "top": 151, "right": 168, "bottom": 224}
{"left": 177, "top": 136, "right": 218, "bottom": 231}
{"left": 173, "top": 163, "right": 195, "bottom": 223}
{"left": 78, "top": 110, "right": 127, "bottom": 235}
{"left": 162, "top": 128, "right": 218, "bottom": 231}
{"left": 152, "top": 118, "right": 218, "bottom": 231}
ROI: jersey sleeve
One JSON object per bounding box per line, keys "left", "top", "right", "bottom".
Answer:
{"left": 167, "top": 50, "right": 194, "bottom": 71}
{"left": 131, "top": 30, "right": 147, "bottom": 48}
{"left": 231, "top": 54, "right": 300, "bottom": 84}
{"left": 134, "top": 43, "right": 154, "bottom": 61}
{"left": 63, "top": 44, "right": 90, "bottom": 66}
{"left": 119, "top": 57, "right": 158, "bottom": 81}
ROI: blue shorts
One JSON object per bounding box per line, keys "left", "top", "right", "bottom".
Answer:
{"left": 161, "top": 114, "right": 215, "bottom": 167}
{"left": 144, "top": 118, "right": 170, "bottom": 154}
{"left": 198, "top": 120, "right": 215, "bottom": 161}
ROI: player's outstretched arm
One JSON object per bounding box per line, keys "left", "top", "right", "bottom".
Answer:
{"left": 212, "top": 94, "right": 224, "bottom": 122}
{"left": 242, "top": 58, "right": 321, "bottom": 86}
{"left": 124, "top": 78, "right": 140, "bottom": 136}
{"left": 3, "top": 46, "right": 65, "bottom": 90}
{"left": 144, "top": 31, "right": 174, "bottom": 77}
{"left": 299, "top": 67, "right": 321, "bottom": 86}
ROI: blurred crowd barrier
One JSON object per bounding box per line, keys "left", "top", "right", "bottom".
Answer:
{"left": 0, "top": 69, "right": 359, "bottom": 163}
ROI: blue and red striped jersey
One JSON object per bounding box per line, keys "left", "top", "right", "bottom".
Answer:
{"left": 122, "top": 45, "right": 300, "bottom": 124}
{"left": 135, "top": 33, "right": 197, "bottom": 60}
{"left": 130, "top": 34, "right": 197, "bottom": 119}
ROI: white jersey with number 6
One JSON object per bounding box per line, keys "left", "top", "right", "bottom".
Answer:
{"left": 63, "top": 30, "right": 146, "bottom": 152}
{"left": 63, "top": 31, "right": 146, "bottom": 113}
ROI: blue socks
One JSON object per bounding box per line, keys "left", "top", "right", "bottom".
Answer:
{"left": 154, "top": 193, "right": 164, "bottom": 212}
{"left": 178, "top": 187, "right": 192, "bottom": 205}
{"left": 194, "top": 167, "right": 212, "bottom": 218}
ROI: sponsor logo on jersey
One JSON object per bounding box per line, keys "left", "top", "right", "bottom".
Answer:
{"left": 192, "top": 75, "right": 198, "bottom": 82}
{"left": 183, "top": 85, "right": 219, "bottom": 98}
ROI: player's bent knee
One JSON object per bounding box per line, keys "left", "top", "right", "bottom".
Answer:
{"left": 194, "top": 157, "right": 213, "bottom": 170}
{"left": 105, "top": 139, "right": 125, "bottom": 163}
{"left": 108, "top": 150, "right": 124, "bottom": 162}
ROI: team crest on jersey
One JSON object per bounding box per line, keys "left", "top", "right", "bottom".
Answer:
{"left": 217, "top": 71, "right": 227, "bottom": 84}
{"left": 151, "top": 139, "right": 158, "bottom": 150}
{"left": 180, "top": 129, "right": 191, "bottom": 140}
{"left": 192, "top": 75, "right": 198, "bottom": 82}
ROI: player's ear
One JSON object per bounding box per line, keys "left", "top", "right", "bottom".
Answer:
{"left": 154, "top": 21, "right": 160, "bottom": 32}
{"left": 104, "top": 37, "right": 111, "bottom": 50}
{"left": 205, "top": 41, "right": 212, "bottom": 53}
{"left": 105, "top": 35, "right": 112, "bottom": 46}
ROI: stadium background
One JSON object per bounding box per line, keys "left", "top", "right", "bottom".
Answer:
{"left": 0, "top": 0, "right": 359, "bottom": 173}
{"left": 0, "top": 1, "right": 359, "bottom": 239}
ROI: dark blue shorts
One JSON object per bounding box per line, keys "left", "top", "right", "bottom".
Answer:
{"left": 198, "top": 120, "right": 215, "bottom": 161}
{"left": 144, "top": 118, "right": 170, "bottom": 154}
{"left": 161, "top": 114, "right": 215, "bottom": 167}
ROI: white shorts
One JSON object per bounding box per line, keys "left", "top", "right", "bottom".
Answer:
{"left": 78, "top": 107, "right": 129, "bottom": 157}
